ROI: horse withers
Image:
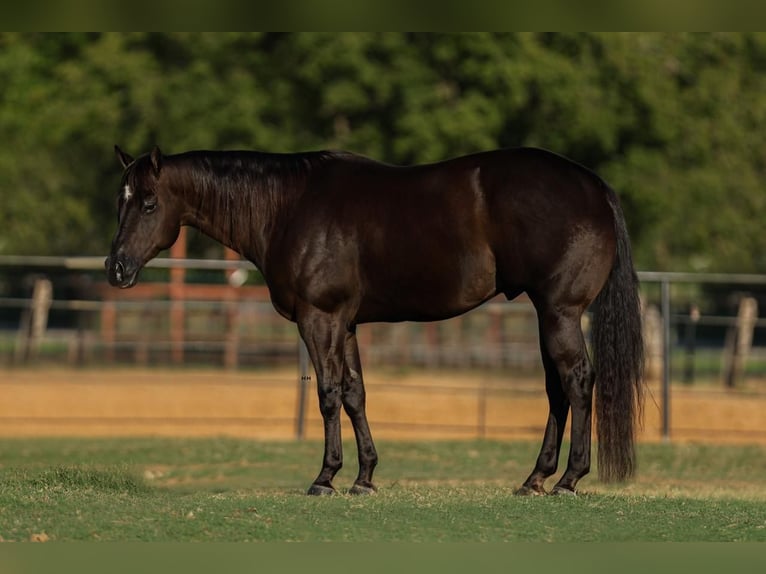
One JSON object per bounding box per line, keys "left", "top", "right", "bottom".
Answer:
{"left": 106, "top": 144, "right": 644, "bottom": 496}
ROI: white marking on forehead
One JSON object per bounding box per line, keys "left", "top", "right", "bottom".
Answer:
{"left": 123, "top": 184, "right": 133, "bottom": 201}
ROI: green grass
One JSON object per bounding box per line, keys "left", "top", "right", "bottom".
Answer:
{"left": 0, "top": 438, "right": 765, "bottom": 542}
{"left": 670, "top": 347, "right": 766, "bottom": 380}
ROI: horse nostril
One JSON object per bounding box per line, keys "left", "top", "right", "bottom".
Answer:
{"left": 114, "top": 261, "right": 125, "bottom": 283}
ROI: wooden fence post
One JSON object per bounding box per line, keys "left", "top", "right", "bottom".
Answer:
{"left": 14, "top": 277, "right": 53, "bottom": 364}
{"left": 643, "top": 304, "right": 663, "bottom": 382}
{"left": 169, "top": 227, "right": 187, "bottom": 365}
{"left": 683, "top": 304, "right": 700, "bottom": 384}
{"left": 101, "top": 300, "right": 116, "bottom": 363}
{"left": 722, "top": 296, "right": 758, "bottom": 388}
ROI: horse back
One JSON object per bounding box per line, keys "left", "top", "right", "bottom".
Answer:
{"left": 266, "top": 148, "right": 616, "bottom": 323}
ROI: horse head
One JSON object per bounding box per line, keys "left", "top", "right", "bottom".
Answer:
{"left": 105, "top": 145, "right": 183, "bottom": 288}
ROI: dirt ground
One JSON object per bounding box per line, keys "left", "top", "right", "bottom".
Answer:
{"left": 1, "top": 366, "right": 765, "bottom": 444}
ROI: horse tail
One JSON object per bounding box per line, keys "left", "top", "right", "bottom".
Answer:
{"left": 591, "top": 185, "right": 645, "bottom": 483}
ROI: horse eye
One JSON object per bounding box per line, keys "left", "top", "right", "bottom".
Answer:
{"left": 142, "top": 199, "right": 157, "bottom": 214}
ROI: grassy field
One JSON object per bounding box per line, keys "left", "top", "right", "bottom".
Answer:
{"left": 0, "top": 437, "right": 765, "bottom": 542}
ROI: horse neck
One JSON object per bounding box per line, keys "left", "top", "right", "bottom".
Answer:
{"left": 169, "top": 154, "right": 306, "bottom": 271}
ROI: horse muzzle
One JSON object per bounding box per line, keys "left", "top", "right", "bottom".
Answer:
{"left": 105, "top": 254, "right": 140, "bottom": 288}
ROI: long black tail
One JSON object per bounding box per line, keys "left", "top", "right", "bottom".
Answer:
{"left": 591, "top": 187, "right": 645, "bottom": 483}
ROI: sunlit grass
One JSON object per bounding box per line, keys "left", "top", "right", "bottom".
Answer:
{"left": 0, "top": 438, "right": 765, "bottom": 541}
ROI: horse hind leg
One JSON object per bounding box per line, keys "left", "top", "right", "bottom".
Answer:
{"left": 516, "top": 330, "right": 570, "bottom": 495}
{"left": 551, "top": 348, "right": 595, "bottom": 495}
{"left": 518, "top": 303, "right": 595, "bottom": 495}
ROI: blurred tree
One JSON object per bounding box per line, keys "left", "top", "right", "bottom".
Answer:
{"left": 1, "top": 32, "right": 766, "bottom": 272}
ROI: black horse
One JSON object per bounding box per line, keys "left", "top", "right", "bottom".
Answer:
{"left": 106, "top": 145, "right": 644, "bottom": 496}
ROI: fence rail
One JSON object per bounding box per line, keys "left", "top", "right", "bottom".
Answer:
{"left": 1, "top": 255, "right": 766, "bottom": 443}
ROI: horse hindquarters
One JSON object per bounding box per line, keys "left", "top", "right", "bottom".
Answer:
{"left": 517, "top": 182, "right": 644, "bottom": 494}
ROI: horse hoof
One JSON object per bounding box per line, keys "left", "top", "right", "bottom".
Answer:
{"left": 349, "top": 483, "right": 377, "bottom": 495}
{"left": 307, "top": 483, "right": 337, "bottom": 496}
{"left": 550, "top": 486, "right": 576, "bottom": 496}
{"left": 515, "top": 485, "right": 546, "bottom": 496}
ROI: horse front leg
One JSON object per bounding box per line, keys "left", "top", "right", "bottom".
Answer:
{"left": 342, "top": 330, "right": 378, "bottom": 494}
{"left": 298, "top": 307, "right": 348, "bottom": 496}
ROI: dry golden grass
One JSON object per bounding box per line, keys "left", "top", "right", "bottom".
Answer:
{"left": 1, "top": 366, "right": 765, "bottom": 444}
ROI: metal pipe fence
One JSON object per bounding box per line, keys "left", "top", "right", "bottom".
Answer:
{"left": 1, "top": 255, "right": 765, "bottom": 442}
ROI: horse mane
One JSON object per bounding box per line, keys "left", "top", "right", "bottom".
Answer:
{"left": 166, "top": 149, "right": 338, "bottom": 253}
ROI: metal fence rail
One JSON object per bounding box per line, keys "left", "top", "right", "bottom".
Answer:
{"left": 1, "top": 255, "right": 765, "bottom": 443}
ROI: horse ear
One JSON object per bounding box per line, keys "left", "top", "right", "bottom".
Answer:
{"left": 115, "top": 145, "right": 134, "bottom": 169}
{"left": 150, "top": 145, "right": 162, "bottom": 175}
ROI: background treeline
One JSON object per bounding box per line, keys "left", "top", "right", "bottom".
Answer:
{"left": 2, "top": 32, "right": 766, "bottom": 272}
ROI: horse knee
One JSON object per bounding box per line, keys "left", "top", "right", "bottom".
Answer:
{"left": 318, "top": 385, "right": 342, "bottom": 418}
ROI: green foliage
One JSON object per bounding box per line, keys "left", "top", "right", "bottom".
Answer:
{"left": 2, "top": 33, "right": 766, "bottom": 271}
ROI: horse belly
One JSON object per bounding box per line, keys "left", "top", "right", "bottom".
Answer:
{"left": 356, "top": 245, "right": 497, "bottom": 323}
